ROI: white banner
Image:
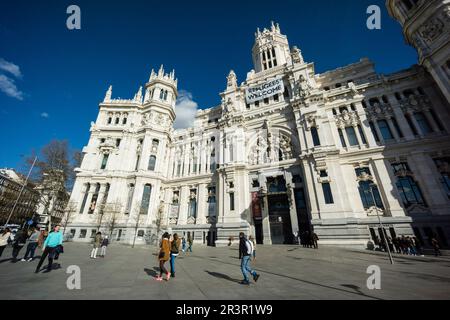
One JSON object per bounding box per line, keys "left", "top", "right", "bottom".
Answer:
{"left": 245, "top": 77, "right": 284, "bottom": 104}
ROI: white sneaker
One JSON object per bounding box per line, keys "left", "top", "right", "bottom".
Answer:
{"left": 27, "top": 258, "right": 33, "bottom": 262}
{"left": 21, "top": 259, "right": 26, "bottom": 262}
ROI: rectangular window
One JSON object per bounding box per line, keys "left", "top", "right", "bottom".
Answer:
{"left": 369, "top": 121, "right": 380, "bottom": 142}
{"left": 414, "top": 112, "right": 432, "bottom": 134}
{"left": 116, "top": 139, "right": 121, "bottom": 147}
{"left": 311, "top": 127, "right": 321, "bottom": 146}
{"left": 100, "top": 154, "right": 109, "bottom": 170}
{"left": 322, "top": 183, "right": 334, "bottom": 204}
{"left": 140, "top": 184, "right": 152, "bottom": 215}
{"left": 377, "top": 120, "right": 393, "bottom": 140}
{"left": 79, "top": 229, "right": 87, "bottom": 239}
{"left": 115, "top": 118, "right": 120, "bottom": 125}
{"left": 230, "top": 192, "right": 235, "bottom": 211}
{"left": 429, "top": 109, "right": 444, "bottom": 131}
{"left": 148, "top": 155, "right": 156, "bottom": 171}
{"left": 338, "top": 129, "right": 347, "bottom": 147}
{"left": 345, "top": 126, "right": 359, "bottom": 146}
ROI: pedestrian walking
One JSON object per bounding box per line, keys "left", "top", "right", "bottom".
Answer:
{"left": 37, "top": 230, "right": 48, "bottom": 249}
{"left": 431, "top": 237, "right": 442, "bottom": 257}
{"left": 311, "top": 232, "right": 319, "bottom": 249}
{"left": 249, "top": 235, "right": 256, "bottom": 260}
{"left": 182, "top": 237, "right": 186, "bottom": 253}
{"left": 35, "top": 225, "right": 63, "bottom": 273}
{"left": 155, "top": 232, "right": 171, "bottom": 281}
{"left": 11, "top": 229, "right": 28, "bottom": 262}
{"left": 170, "top": 233, "right": 181, "bottom": 278}
{"left": 22, "top": 228, "right": 40, "bottom": 261}
{"left": 0, "top": 228, "right": 11, "bottom": 258}
{"left": 100, "top": 236, "right": 109, "bottom": 257}
{"left": 393, "top": 237, "right": 401, "bottom": 254}
{"left": 413, "top": 237, "right": 424, "bottom": 256}
{"left": 238, "top": 232, "right": 260, "bottom": 285}
{"left": 187, "top": 235, "right": 193, "bottom": 253}
{"left": 90, "top": 232, "right": 102, "bottom": 259}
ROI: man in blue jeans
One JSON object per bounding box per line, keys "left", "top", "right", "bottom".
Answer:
{"left": 238, "top": 232, "right": 260, "bottom": 285}
{"left": 35, "top": 225, "right": 63, "bottom": 273}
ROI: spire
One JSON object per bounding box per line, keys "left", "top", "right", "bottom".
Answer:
{"left": 135, "top": 86, "right": 143, "bottom": 102}
{"left": 104, "top": 85, "right": 112, "bottom": 102}
{"left": 271, "top": 21, "right": 275, "bottom": 32}
{"left": 149, "top": 68, "right": 156, "bottom": 82}
{"left": 158, "top": 64, "right": 164, "bottom": 76}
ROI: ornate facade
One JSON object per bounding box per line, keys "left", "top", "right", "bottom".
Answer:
{"left": 66, "top": 20, "right": 450, "bottom": 248}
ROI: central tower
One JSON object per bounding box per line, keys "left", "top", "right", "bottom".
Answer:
{"left": 252, "top": 21, "right": 292, "bottom": 73}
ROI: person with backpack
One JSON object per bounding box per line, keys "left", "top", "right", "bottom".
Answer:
{"left": 100, "top": 236, "right": 109, "bottom": 257}
{"left": 22, "top": 228, "right": 40, "bottom": 261}
{"left": 0, "top": 228, "right": 11, "bottom": 258}
{"left": 11, "top": 229, "right": 28, "bottom": 262}
{"left": 170, "top": 233, "right": 181, "bottom": 278}
{"left": 238, "top": 232, "right": 260, "bottom": 285}
{"left": 35, "top": 225, "right": 63, "bottom": 273}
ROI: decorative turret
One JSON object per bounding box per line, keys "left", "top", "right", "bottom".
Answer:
{"left": 252, "top": 22, "right": 292, "bottom": 73}
{"left": 104, "top": 85, "right": 112, "bottom": 102}
{"left": 144, "top": 64, "right": 178, "bottom": 107}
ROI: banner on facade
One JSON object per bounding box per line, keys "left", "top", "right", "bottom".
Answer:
{"left": 245, "top": 76, "right": 284, "bottom": 104}
{"left": 169, "top": 204, "right": 179, "bottom": 218}
{"left": 251, "top": 192, "right": 262, "bottom": 219}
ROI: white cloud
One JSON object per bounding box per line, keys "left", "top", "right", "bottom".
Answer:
{"left": 41, "top": 112, "right": 49, "bottom": 118}
{"left": 0, "top": 58, "right": 22, "bottom": 78}
{"left": 173, "top": 90, "right": 199, "bottom": 129}
{"left": 0, "top": 74, "right": 24, "bottom": 100}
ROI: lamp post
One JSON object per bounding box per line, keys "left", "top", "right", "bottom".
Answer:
{"left": 5, "top": 156, "right": 37, "bottom": 226}
{"left": 369, "top": 183, "right": 394, "bottom": 265}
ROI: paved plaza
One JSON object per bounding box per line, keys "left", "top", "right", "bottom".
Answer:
{"left": 0, "top": 243, "right": 449, "bottom": 300}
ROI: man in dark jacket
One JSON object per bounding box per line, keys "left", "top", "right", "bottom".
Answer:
{"left": 238, "top": 232, "right": 260, "bottom": 285}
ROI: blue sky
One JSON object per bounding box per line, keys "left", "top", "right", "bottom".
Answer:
{"left": 0, "top": 0, "right": 418, "bottom": 170}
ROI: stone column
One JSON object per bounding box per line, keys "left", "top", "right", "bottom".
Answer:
{"left": 390, "top": 100, "right": 415, "bottom": 140}
{"left": 339, "top": 125, "right": 351, "bottom": 148}
{"left": 372, "top": 120, "right": 385, "bottom": 144}
{"left": 94, "top": 183, "right": 107, "bottom": 215}
{"left": 286, "top": 177, "right": 299, "bottom": 234}
{"left": 387, "top": 118, "right": 400, "bottom": 141}
{"left": 423, "top": 109, "right": 440, "bottom": 133}
{"left": 83, "top": 188, "right": 96, "bottom": 215}
{"left": 196, "top": 183, "right": 208, "bottom": 225}
{"left": 406, "top": 111, "right": 423, "bottom": 137}
{"left": 178, "top": 186, "right": 189, "bottom": 225}
{"left": 353, "top": 124, "right": 364, "bottom": 148}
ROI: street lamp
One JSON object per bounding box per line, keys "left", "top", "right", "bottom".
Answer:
{"left": 5, "top": 156, "right": 38, "bottom": 226}
{"left": 369, "top": 183, "right": 394, "bottom": 265}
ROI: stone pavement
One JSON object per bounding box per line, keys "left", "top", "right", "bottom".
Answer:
{"left": 0, "top": 243, "right": 449, "bottom": 300}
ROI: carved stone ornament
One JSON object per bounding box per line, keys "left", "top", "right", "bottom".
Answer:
{"left": 419, "top": 17, "right": 444, "bottom": 43}
{"left": 187, "top": 216, "right": 196, "bottom": 224}
{"left": 335, "top": 110, "right": 360, "bottom": 128}
{"left": 169, "top": 217, "right": 178, "bottom": 225}
{"left": 366, "top": 102, "right": 394, "bottom": 120}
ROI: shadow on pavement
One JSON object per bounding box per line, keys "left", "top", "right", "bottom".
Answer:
{"left": 144, "top": 268, "right": 158, "bottom": 277}
{"left": 205, "top": 270, "right": 241, "bottom": 283}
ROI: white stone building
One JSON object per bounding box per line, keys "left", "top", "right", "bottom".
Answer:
{"left": 66, "top": 18, "right": 450, "bottom": 248}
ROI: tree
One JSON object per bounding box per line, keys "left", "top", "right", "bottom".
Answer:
{"left": 132, "top": 200, "right": 146, "bottom": 248}
{"left": 61, "top": 200, "right": 78, "bottom": 237}
{"left": 22, "top": 139, "right": 82, "bottom": 190}
{"left": 102, "top": 201, "right": 122, "bottom": 239}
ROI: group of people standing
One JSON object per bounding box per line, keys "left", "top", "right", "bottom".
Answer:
{"left": 156, "top": 232, "right": 183, "bottom": 281}
{"left": 90, "top": 232, "right": 109, "bottom": 259}
{"left": 373, "top": 234, "right": 443, "bottom": 257}
{"left": 294, "top": 230, "right": 319, "bottom": 249}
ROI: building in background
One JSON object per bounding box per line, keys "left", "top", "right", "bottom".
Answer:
{"left": 66, "top": 17, "right": 450, "bottom": 248}
{"left": 0, "top": 169, "right": 40, "bottom": 226}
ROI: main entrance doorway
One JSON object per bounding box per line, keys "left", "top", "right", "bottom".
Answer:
{"left": 268, "top": 194, "right": 293, "bottom": 244}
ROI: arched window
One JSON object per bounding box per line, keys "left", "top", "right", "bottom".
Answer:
{"left": 140, "top": 184, "right": 152, "bottom": 215}
{"left": 115, "top": 117, "right": 120, "bottom": 125}
{"left": 163, "top": 90, "right": 168, "bottom": 101}
{"left": 148, "top": 155, "right": 156, "bottom": 171}
{"left": 107, "top": 117, "right": 112, "bottom": 124}
{"left": 100, "top": 154, "right": 109, "bottom": 170}
{"left": 159, "top": 89, "right": 164, "bottom": 100}
{"left": 122, "top": 118, "right": 127, "bottom": 125}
